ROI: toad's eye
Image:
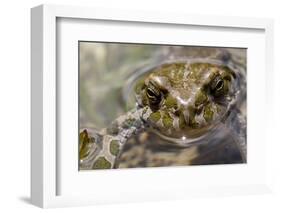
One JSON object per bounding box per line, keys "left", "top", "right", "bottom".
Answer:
{"left": 146, "top": 83, "right": 162, "bottom": 105}
{"left": 210, "top": 76, "right": 224, "bottom": 96}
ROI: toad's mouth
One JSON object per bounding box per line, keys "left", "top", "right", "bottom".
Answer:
{"left": 149, "top": 120, "right": 225, "bottom": 147}
{"left": 147, "top": 105, "right": 230, "bottom": 147}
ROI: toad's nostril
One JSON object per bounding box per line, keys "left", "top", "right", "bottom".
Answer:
{"left": 196, "top": 104, "right": 204, "bottom": 114}
{"left": 174, "top": 110, "right": 181, "bottom": 116}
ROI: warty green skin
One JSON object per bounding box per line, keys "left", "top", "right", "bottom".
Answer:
{"left": 79, "top": 107, "right": 152, "bottom": 169}
{"left": 135, "top": 62, "right": 239, "bottom": 138}
{"left": 79, "top": 61, "right": 247, "bottom": 169}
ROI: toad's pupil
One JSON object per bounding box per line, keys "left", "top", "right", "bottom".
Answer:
{"left": 147, "top": 88, "right": 157, "bottom": 97}
{"left": 147, "top": 88, "right": 161, "bottom": 101}
{"left": 215, "top": 80, "right": 224, "bottom": 91}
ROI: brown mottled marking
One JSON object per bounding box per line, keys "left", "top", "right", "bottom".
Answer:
{"left": 92, "top": 157, "right": 112, "bottom": 169}
{"left": 110, "top": 140, "right": 120, "bottom": 156}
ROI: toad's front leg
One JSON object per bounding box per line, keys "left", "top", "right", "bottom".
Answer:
{"left": 79, "top": 107, "right": 152, "bottom": 169}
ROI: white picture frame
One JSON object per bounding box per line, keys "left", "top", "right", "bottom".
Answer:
{"left": 31, "top": 4, "right": 274, "bottom": 208}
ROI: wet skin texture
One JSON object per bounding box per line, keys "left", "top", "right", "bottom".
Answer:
{"left": 135, "top": 62, "right": 237, "bottom": 139}
{"left": 79, "top": 61, "right": 246, "bottom": 169}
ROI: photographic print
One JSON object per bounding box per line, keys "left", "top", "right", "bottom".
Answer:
{"left": 79, "top": 42, "right": 247, "bottom": 170}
